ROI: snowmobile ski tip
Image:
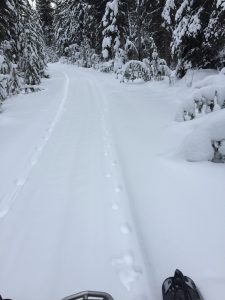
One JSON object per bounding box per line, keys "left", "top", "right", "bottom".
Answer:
{"left": 162, "top": 269, "right": 201, "bottom": 300}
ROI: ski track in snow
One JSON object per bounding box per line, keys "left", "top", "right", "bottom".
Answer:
{"left": 0, "top": 71, "right": 70, "bottom": 219}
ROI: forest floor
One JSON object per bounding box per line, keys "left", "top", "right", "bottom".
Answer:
{"left": 0, "top": 63, "right": 224, "bottom": 300}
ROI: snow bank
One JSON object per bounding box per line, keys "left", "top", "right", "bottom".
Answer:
{"left": 176, "top": 69, "right": 225, "bottom": 121}
{"left": 176, "top": 68, "right": 225, "bottom": 162}
{"left": 183, "top": 128, "right": 214, "bottom": 162}
{"left": 182, "top": 109, "right": 225, "bottom": 162}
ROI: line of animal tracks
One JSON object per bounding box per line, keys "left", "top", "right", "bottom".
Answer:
{"left": 90, "top": 78, "right": 153, "bottom": 299}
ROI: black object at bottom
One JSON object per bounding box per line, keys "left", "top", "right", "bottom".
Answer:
{"left": 162, "top": 269, "right": 201, "bottom": 300}
{"left": 0, "top": 296, "right": 12, "bottom": 300}
{"left": 62, "top": 291, "right": 114, "bottom": 300}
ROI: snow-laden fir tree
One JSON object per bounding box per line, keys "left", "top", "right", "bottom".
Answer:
{"left": 86, "top": 0, "right": 108, "bottom": 55}
{"left": 54, "top": 0, "right": 98, "bottom": 67}
{"left": 16, "top": 0, "right": 47, "bottom": 90}
{"left": 204, "top": 0, "right": 225, "bottom": 67}
{"left": 102, "top": 0, "right": 128, "bottom": 61}
{"left": 0, "top": 0, "right": 11, "bottom": 100}
{"left": 162, "top": 0, "right": 225, "bottom": 77}
{"left": 0, "top": 0, "right": 21, "bottom": 100}
{"left": 54, "top": 0, "right": 86, "bottom": 57}
{"left": 36, "top": 0, "right": 54, "bottom": 46}
{"left": 36, "top": 0, "right": 58, "bottom": 62}
{"left": 135, "top": 0, "right": 157, "bottom": 60}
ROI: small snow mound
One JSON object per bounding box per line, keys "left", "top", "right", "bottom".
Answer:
{"left": 183, "top": 129, "right": 214, "bottom": 162}
{"left": 112, "top": 202, "right": 119, "bottom": 210}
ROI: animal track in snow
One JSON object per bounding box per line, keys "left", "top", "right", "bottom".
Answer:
{"left": 36, "top": 145, "right": 43, "bottom": 152}
{"left": 30, "top": 158, "right": 38, "bottom": 166}
{"left": 115, "top": 186, "right": 122, "bottom": 193}
{"left": 15, "top": 178, "right": 26, "bottom": 187}
{"left": 105, "top": 173, "right": 112, "bottom": 179}
{"left": 120, "top": 223, "right": 132, "bottom": 235}
{"left": 0, "top": 208, "right": 8, "bottom": 218}
{"left": 112, "top": 202, "right": 120, "bottom": 210}
{"left": 112, "top": 161, "right": 118, "bottom": 167}
{"left": 111, "top": 252, "right": 142, "bottom": 291}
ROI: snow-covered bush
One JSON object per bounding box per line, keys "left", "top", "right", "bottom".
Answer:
{"left": 168, "top": 70, "right": 177, "bottom": 86}
{"left": 99, "top": 60, "right": 114, "bottom": 73}
{"left": 121, "top": 60, "right": 150, "bottom": 82}
{"left": 64, "top": 43, "right": 96, "bottom": 69}
{"left": 212, "top": 140, "right": 225, "bottom": 163}
{"left": 91, "top": 54, "right": 101, "bottom": 70}
{"left": 177, "top": 69, "right": 225, "bottom": 163}
{"left": 125, "top": 39, "right": 138, "bottom": 61}
{"left": 151, "top": 49, "right": 170, "bottom": 80}
{"left": 183, "top": 116, "right": 225, "bottom": 163}
{"left": 114, "top": 48, "right": 126, "bottom": 73}
{"left": 184, "top": 129, "right": 214, "bottom": 162}
{"left": 119, "top": 51, "right": 170, "bottom": 83}
{"left": 177, "top": 71, "right": 225, "bottom": 121}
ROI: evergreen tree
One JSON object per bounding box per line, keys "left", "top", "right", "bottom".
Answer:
{"left": 102, "top": 0, "right": 128, "bottom": 60}
{"left": 126, "top": 0, "right": 170, "bottom": 62}
{"left": 0, "top": 0, "right": 48, "bottom": 101}
{"left": 162, "top": 0, "right": 225, "bottom": 77}
{"left": 0, "top": 0, "right": 20, "bottom": 100}
{"left": 0, "top": 0, "right": 9, "bottom": 43}
{"left": 17, "top": 1, "right": 47, "bottom": 88}
{"left": 54, "top": 0, "right": 99, "bottom": 66}
{"left": 132, "top": 0, "right": 155, "bottom": 60}
{"left": 36, "top": 0, "right": 54, "bottom": 46}
{"left": 54, "top": 0, "right": 87, "bottom": 57}
{"left": 205, "top": 0, "right": 225, "bottom": 67}
{"left": 87, "top": 0, "right": 108, "bottom": 55}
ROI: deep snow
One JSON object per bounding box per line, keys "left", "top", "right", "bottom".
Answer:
{"left": 0, "top": 63, "right": 225, "bottom": 300}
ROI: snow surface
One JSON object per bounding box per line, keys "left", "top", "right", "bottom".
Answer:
{"left": 0, "top": 63, "right": 225, "bottom": 300}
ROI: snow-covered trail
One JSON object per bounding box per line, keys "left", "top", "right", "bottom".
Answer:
{"left": 0, "top": 64, "right": 152, "bottom": 300}
{"left": 0, "top": 63, "right": 225, "bottom": 300}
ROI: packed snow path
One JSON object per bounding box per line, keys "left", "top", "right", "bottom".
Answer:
{"left": 0, "top": 64, "right": 225, "bottom": 300}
